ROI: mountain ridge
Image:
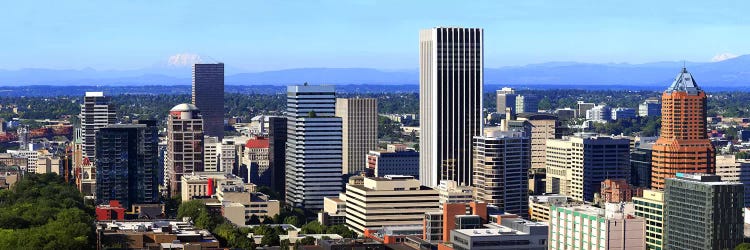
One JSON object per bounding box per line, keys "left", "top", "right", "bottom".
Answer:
{"left": 1, "top": 55, "right": 749, "bottom": 86}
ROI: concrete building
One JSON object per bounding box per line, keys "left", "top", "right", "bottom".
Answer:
{"left": 336, "top": 98, "right": 378, "bottom": 175}
{"left": 528, "top": 195, "right": 570, "bottom": 222}
{"left": 631, "top": 138, "right": 656, "bottom": 188}
{"left": 192, "top": 63, "right": 224, "bottom": 139}
{"left": 96, "top": 220, "right": 220, "bottom": 249}
{"left": 216, "top": 181, "right": 280, "bottom": 226}
{"left": 546, "top": 135, "right": 631, "bottom": 202}
{"left": 715, "top": 155, "right": 750, "bottom": 207}
{"left": 586, "top": 105, "right": 612, "bottom": 122}
{"left": 366, "top": 146, "right": 419, "bottom": 178}
{"left": 318, "top": 195, "right": 347, "bottom": 226}
{"left": 549, "top": 204, "right": 646, "bottom": 250}
{"left": 516, "top": 113, "right": 558, "bottom": 172}
{"left": 419, "top": 27, "right": 483, "bottom": 188}
{"left": 437, "top": 180, "right": 474, "bottom": 209}
{"left": 166, "top": 104, "right": 204, "bottom": 197}
{"left": 243, "top": 136, "right": 270, "bottom": 186}
{"left": 344, "top": 175, "right": 439, "bottom": 233}
{"left": 495, "top": 87, "right": 517, "bottom": 116}
{"left": 473, "top": 129, "right": 530, "bottom": 217}
{"left": 576, "top": 101, "right": 596, "bottom": 118}
{"left": 180, "top": 172, "right": 244, "bottom": 202}
{"left": 599, "top": 179, "right": 641, "bottom": 203}
{"left": 639, "top": 98, "right": 662, "bottom": 117}
{"left": 268, "top": 117, "right": 287, "bottom": 199}
{"left": 423, "top": 201, "right": 488, "bottom": 244}
{"left": 79, "top": 91, "right": 116, "bottom": 161}
{"left": 515, "top": 94, "right": 539, "bottom": 114}
{"left": 611, "top": 107, "right": 637, "bottom": 120}
{"left": 663, "top": 173, "right": 743, "bottom": 250}
{"left": 448, "top": 215, "right": 548, "bottom": 250}
{"left": 203, "top": 136, "right": 220, "bottom": 172}
{"left": 633, "top": 189, "right": 664, "bottom": 250}
{"left": 554, "top": 108, "right": 576, "bottom": 121}
{"left": 651, "top": 68, "right": 715, "bottom": 189}
{"left": 285, "top": 84, "right": 343, "bottom": 210}
{"left": 95, "top": 121, "right": 159, "bottom": 207}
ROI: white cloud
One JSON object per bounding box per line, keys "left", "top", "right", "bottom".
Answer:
{"left": 711, "top": 52, "right": 738, "bottom": 62}
{"left": 167, "top": 53, "right": 203, "bottom": 66}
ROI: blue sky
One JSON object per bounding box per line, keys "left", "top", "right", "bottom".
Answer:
{"left": 1, "top": 0, "right": 749, "bottom": 71}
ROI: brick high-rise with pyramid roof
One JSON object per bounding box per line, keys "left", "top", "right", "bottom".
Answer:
{"left": 651, "top": 68, "right": 715, "bottom": 189}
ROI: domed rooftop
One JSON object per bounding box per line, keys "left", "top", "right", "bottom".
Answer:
{"left": 170, "top": 103, "right": 200, "bottom": 112}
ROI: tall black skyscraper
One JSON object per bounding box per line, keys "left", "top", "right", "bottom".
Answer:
{"left": 95, "top": 120, "right": 159, "bottom": 207}
{"left": 268, "top": 116, "right": 287, "bottom": 200}
{"left": 192, "top": 63, "right": 225, "bottom": 139}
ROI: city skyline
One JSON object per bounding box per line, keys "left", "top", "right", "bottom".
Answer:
{"left": 2, "top": 1, "right": 750, "bottom": 71}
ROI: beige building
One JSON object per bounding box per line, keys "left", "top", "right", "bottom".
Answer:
{"left": 166, "top": 103, "right": 205, "bottom": 196}
{"left": 515, "top": 113, "right": 558, "bottom": 171}
{"left": 634, "top": 189, "right": 664, "bottom": 250}
{"left": 318, "top": 195, "right": 347, "bottom": 226}
{"left": 549, "top": 204, "right": 646, "bottom": 250}
{"left": 528, "top": 194, "right": 570, "bottom": 222}
{"left": 545, "top": 135, "right": 630, "bottom": 202}
{"left": 716, "top": 154, "right": 750, "bottom": 182}
{"left": 335, "top": 98, "right": 378, "bottom": 175}
{"left": 344, "top": 175, "right": 439, "bottom": 232}
{"left": 217, "top": 181, "right": 280, "bottom": 226}
{"left": 437, "top": 180, "right": 473, "bottom": 209}
{"left": 35, "top": 155, "right": 62, "bottom": 174}
{"left": 180, "top": 172, "right": 244, "bottom": 202}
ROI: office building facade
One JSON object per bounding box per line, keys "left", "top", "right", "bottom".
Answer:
{"left": 268, "top": 117, "right": 287, "bottom": 199}
{"left": 95, "top": 121, "right": 159, "bottom": 207}
{"left": 344, "top": 175, "right": 439, "bottom": 232}
{"left": 495, "top": 87, "right": 517, "bottom": 116}
{"left": 473, "top": 130, "right": 530, "bottom": 217}
{"left": 515, "top": 94, "right": 539, "bottom": 114}
{"left": 651, "top": 68, "right": 715, "bottom": 189}
{"left": 633, "top": 189, "right": 665, "bottom": 250}
{"left": 192, "top": 63, "right": 224, "bottom": 139}
{"left": 549, "top": 205, "right": 646, "bottom": 250}
{"left": 335, "top": 98, "right": 378, "bottom": 175}
{"left": 611, "top": 107, "right": 637, "bottom": 120}
{"left": 631, "top": 138, "right": 655, "bottom": 188}
{"left": 663, "top": 174, "right": 743, "bottom": 250}
{"left": 639, "top": 98, "right": 662, "bottom": 117}
{"left": 285, "top": 85, "right": 343, "bottom": 209}
{"left": 546, "top": 135, "right": 630, "bottom": 202}
{"left": 419, "top": 27, "right": 483, "bottom": 188}
{"left": 366, "top": 148, "right": 419, "bottom": 178}
{"left": 165, "top": 104, "right": 204, "bottom": 196}
{"left": 80, "top": 91, "right": 116, "bottom": 160}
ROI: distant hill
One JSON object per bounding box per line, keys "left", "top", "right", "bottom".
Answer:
{"left": 1, "top": 55, "right": 749, "bottom": 87}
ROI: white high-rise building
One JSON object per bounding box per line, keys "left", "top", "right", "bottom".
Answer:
{"left": 419, "top": 27, "right": 484, "bottom": 188}
{"left": 285, "top": 85, "right": 343, "bottom": 209}
{"left": 203, "top": 136, "right": 220, "bottom": 172}
{"left": 80, "top": 92, "right": 116, "bottom": 160}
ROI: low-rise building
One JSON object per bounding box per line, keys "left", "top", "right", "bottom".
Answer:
{"left": 318, "top": 195, "right": 347, "bottom": 226}
{"left": 446, "top": 214, "right": 548, "bottom": 250}
{"left": 216, "top": 181, "right": 280, "bottom": 226}
{"left": 96, "top": 220, "right": 220, "bottom": 249}
{"left": 599, "top": 179, "right": 642, "bottom": 203}
{"left": 366, "top": 145, "right": 419, "bottom": 178}
{"left": 180, "top": 172, "right": 244, "bottom": 202}
{"left": 437, "top": 180, "right": 473, "bottom": 209}
{"left": 345, "top": 175, "right": 439, "bottom": 233}
{"left": 548, "top": 204, "right": 645, "bottom": 250}
{"left": 528, "top": 195, "right": 570, "bottom": 222}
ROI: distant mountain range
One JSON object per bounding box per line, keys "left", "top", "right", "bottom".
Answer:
{"left": 1, "top": 55, "right": 750, "bottom": 87}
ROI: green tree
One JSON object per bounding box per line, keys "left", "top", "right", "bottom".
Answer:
{"left": 300, "top": 221, "right": 325, "bottom": 234}
{"left": 177, "top": 200, "right": 207, "bottom": 221}
{"left": 248, "top": 214, "right": 262, "bottom": 225}
{"left": 736, "top": 243, "right": 750, "bottom": 250}
{"left": 260, "top": 229, "right": 280, "bottom": 246}
{"left": 298, "top": 236, "right": 316, "bottom": 245}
